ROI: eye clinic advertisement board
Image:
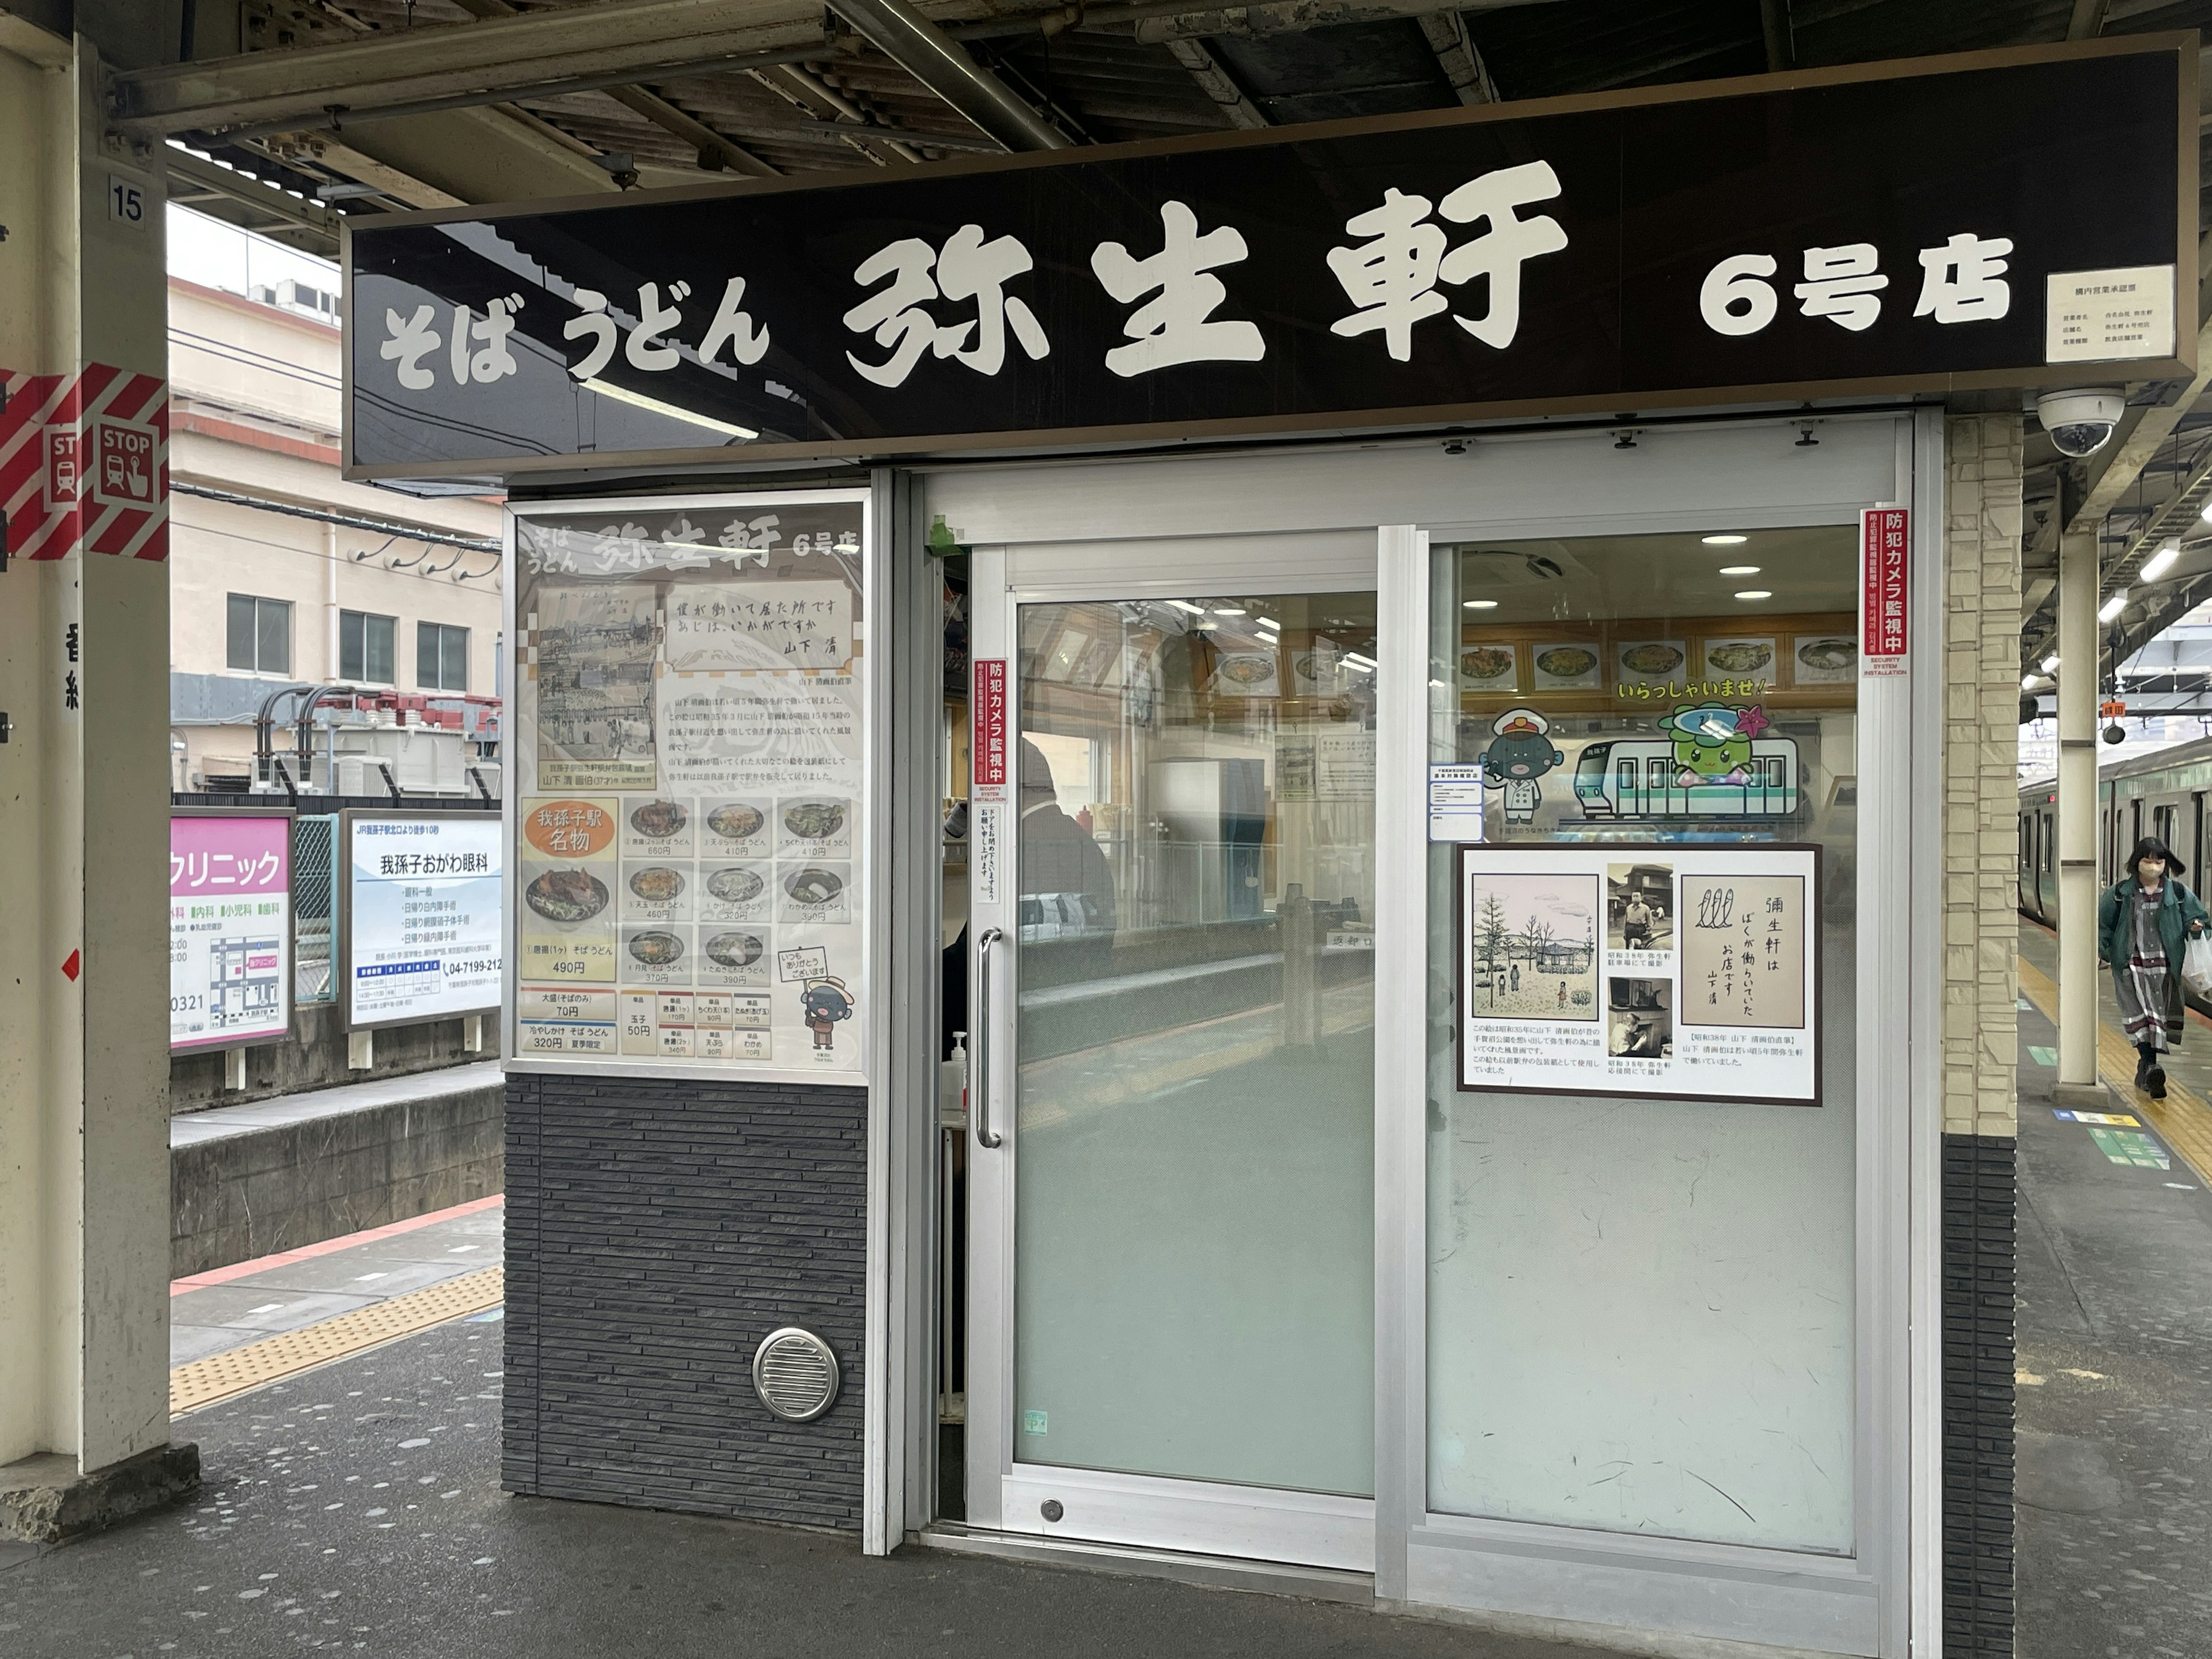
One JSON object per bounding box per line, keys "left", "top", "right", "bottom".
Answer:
{"left": 509, "top": 491, "right": 870, "bottom": 1080}
{"left": 345, "top": 812, "right": 503, "bottom": 1030}
{"left": 171, "top": 812, "right": 292, "bottom": 1051}
{"left": 1459, "top": 842, "right": 1820, "bottom": 1106}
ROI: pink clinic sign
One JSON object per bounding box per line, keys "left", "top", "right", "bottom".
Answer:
{"left": 170, "top": 814, "right": 291, "bottom": 1050}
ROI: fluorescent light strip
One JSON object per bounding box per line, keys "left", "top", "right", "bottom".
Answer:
{"left": 584, "top": 377, "right": 757, "bottom": 439}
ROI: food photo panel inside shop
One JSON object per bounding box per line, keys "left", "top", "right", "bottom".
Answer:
{"left": 512, "top": 498, "right": 868, "bottom": 1073}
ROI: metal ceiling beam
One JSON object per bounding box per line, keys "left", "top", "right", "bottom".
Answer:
{"left": 1162, "top": 36, "right": 1268, "bottom": 129}
{"left": 1759, "top": 0, "right": 1793, "bottom": 73}
{"left": 164, "top": 145, "right": 347, "bottom": 249}
{"left": 1130, "top": 0, "right": 1548, "bottom": 43}
{"left": 1418, "top": 9, "right": 1498, "bottom": 104}
{"left": 117, "top": 0, "right": 1567, "bottom": 140}
{"left": 820, "top": 0, "right": 1068, "bottom": 149}
{"left": 111, "top": 0, "right": 835, "bottom": 135}
{"left": 435, "top": 0, "right": 783, "bottom": 178}
{"left": 775, "top": 61, "right": 927, "bottom": 162}
{"left": 198, "top": 39, "right": 839, "bottom": 148}
{"left": 605, "top": 84, "right": 782, "bottom": 176}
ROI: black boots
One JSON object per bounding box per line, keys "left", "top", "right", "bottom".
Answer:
{"left": 2138, "top": 1043, "right": 2168, "bottom": 1099}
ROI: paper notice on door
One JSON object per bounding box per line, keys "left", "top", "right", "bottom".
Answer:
{"left": 1429, "top": 763, "right": 1483, "bottom": 843}
{"left": 972, "top": 803, "right": 1001, "bottom": 905}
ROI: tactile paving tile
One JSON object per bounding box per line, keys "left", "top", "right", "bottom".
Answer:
{"left": 169, "top": 1267, "right": 503, "bottom": 1417}
{"left": 2017, "top": 958, "right": 2212, "bottom": 1185}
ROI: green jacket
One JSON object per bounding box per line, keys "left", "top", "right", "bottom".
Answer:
{"left": 2097, "top": 877, "right": 2211, "bottom": 969}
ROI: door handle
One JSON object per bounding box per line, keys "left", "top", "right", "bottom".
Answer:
{"left": 975, "top": 926, "right": 1004, "bottom": 1149}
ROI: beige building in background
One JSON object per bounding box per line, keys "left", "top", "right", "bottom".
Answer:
{"left": 168, "top": 271, "right": 504, "bottom": 793}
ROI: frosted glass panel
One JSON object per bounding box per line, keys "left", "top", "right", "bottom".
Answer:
{"left": 1013, "top": 592, "right": 1376, "bottom": 1497}
{"left": 1425, "top": 531, "right": 1858, "bottom": 1554}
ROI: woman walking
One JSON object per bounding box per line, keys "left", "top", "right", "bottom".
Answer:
{"left": 2098, "top": 835, "right": 2210, "bottom": 1099}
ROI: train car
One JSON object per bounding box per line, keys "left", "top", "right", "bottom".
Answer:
{"left": 1573, "top": 737, "right": 1801, "bottom": 819}
{"left": 2018, "top": 733, "right": 2212, "bottom": 931}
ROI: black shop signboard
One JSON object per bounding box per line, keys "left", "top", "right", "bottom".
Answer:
{"left": 343, "top": 36, "right": 2194, "bottom": 480}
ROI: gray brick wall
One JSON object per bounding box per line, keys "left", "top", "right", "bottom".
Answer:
{"left": 502, "top": 1072, "right": 868, "bottom": 1530}
{"left": 1942, "top": 1132, "right": 2016, "bottom": 1658}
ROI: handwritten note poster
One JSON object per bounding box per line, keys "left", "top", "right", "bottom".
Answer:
{"left": 1459, "top": 843, "right": 1820, "bottom": 1105}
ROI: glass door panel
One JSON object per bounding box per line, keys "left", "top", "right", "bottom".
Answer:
{"left": 1424, "top": 528, "right": 1859, "bottom": 1555}
{"left": 1009, "top": 590, "right": 1377, "bottom": 1501}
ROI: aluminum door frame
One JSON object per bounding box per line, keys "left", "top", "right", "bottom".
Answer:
{"left": 964, "top": 532, "right": 1382, "bottom": 1571}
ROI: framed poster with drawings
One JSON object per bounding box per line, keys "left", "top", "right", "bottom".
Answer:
{"left": 1459, "top": 841, "right": 1821, "bottom": 1106}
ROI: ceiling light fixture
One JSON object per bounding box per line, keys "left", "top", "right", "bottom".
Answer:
{"left": 1166, "top": 599, "right": 1209, "bottom": 615}
{"left": 1734, "top": 589, "right": 1772, "bottom": 601}
{"left": 1256, "top": 616, "right": 1280, "bottom": 630}
{"left": 2141, "top": 540, "right": 2181, "bottom": 582}
{"left": 1213, "top": 607, "right": 1247, "bottom": 616}
{"left": 2021, "top": 674, "right": 2040, "bottom": 691}
{"left": 1717, "top": 565, "right": 1760, "bottom": 577}
{"left": 2098, "top": 589, "right": 2128, "bottom": 623}
{"left": 1702, "top": 534, "right": 1748, "bottom": 546}
{"left": 1463, "top": 599, "right": 1499, "bottom": 609}
{"left": 2040, "top": 654, "right": 2059, "bottom": 673}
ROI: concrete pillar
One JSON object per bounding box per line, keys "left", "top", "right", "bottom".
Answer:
{"left": 0, "top": 23, "right": 198, "bottom": 1539}
{"left": 2055, "top": 525, "right": 2102, "bottom": 1100}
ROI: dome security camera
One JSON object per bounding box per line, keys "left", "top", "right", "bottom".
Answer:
{"left": 2036, "top": 388, "right": 2126, "bottom": 459}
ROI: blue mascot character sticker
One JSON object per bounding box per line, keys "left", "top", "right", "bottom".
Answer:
{"left": 1657, "top": 700, "right": 1770, "bottom": 786}
{"left": 800, "top": 975, "right": 855, "bottom": 1052}
{"left": 1478, "top": 706, "right": 1566, "bottom": 825}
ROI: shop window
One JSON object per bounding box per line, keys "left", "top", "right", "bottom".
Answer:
{"left": 1426, "top": 526, "right": 1860, "bottom": 1556}
{"left": 340, "top": 609, "right": 396, "bottom": 684}
{"left": 225, "top": 593, "right": 291, "bottom": 675}
{"left": 418, "top": 621, "right": 469, "bottom": 692}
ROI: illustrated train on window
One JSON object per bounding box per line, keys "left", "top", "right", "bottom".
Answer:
{"left": 1480, "top": 701, "right": 1804, "bottom": 822}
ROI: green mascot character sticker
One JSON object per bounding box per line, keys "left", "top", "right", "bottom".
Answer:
{"left": 1657, "top": 701, "right": 1770, "bottom": 786}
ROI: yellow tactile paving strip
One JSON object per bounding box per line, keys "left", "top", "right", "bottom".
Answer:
{"left": 170, "top": 1267, "right": 503, "bottom": 1418}
{"left": 2017, "top": 958, "right": 2212, "bottom": 1187}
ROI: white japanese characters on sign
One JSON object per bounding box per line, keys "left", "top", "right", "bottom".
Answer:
{"left": 843, "top": 225, "right": 1051, "bottom": 387}
{"left": 1090, "top": 200, "right": 1266, "bottom": 377}
{"left": 1327, "top": 162, "right": 1567, "bottom": 361}
{"left": 1700, "top": 232, "right": 2014, "bottom": 337}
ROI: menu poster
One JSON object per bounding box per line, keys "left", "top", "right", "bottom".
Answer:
{"left": 1459, "top": 842, "right": 1820, "bottom": 1105}
{"left": 512, "top": 495, "right": 869, "bottom": 1080}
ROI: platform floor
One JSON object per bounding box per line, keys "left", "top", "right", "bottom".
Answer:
{"left": 169, "top": 1196, "right": 505, "bottom": 1368}
{"left": 3, "top": 1210, "right": 1613, "bottom": 1659}
{"left": 2014, "top": 922, "right": 2212, "bottom": 1659}
{"left": 12, "top": 937, "right": 2212, "bottom": 1655}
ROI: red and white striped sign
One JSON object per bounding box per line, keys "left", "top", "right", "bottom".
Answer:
{"left": 1, "top": 365, "right": 169, "bottom": 562}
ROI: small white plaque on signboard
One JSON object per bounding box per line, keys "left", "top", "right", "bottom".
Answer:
{"left": 2046, "top": 266, "right": 2175, "bottom": 363}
